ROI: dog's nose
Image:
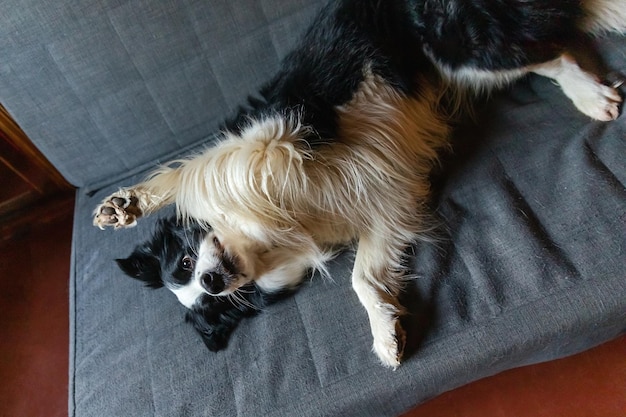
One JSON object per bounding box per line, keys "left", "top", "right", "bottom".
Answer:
{"left": 201, "top": 272, "right": 225, "bottom": 295}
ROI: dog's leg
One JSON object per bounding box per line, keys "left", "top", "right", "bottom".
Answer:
{"left": 530, "top": 53, "right": 622, "bottom": 121}
{"left": 352, "top": 233, "right": 408, "bottom": 369}
{"left": 93, "top": 167, "right": 181, "bottom": 229}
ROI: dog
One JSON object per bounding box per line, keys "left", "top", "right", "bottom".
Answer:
{"left": 116, "top": 216, "right": 290, "bottom": 351}
{"left": 94, "top": 0, "right": 625, "bottom": 368}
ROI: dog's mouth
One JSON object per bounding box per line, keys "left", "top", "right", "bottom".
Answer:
{"left": 193, "top": 281, "right": 257, "bottom": 308}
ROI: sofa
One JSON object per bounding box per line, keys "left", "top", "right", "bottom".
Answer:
{"left": 2, "top": 1, "right": 625, "bottom": 416}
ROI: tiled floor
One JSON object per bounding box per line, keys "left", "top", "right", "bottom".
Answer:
{"left": 0, "top": 204, "right": 624, "bottom": 417}
{"left": 401, "top": 335, "right": 626, "bottom": 417}
{"left": 0, "top": 211, "right": 72, "bottom": 417}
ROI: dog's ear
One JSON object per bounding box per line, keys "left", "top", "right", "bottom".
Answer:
{"left": 116, "top": 250, "right": 164, "bottom": 289}
{"left": 184, "top": 309, "right": 232, "bottom": 352}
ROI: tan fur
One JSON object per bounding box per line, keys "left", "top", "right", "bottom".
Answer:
{"left": 580, "top": 0, "right": 626, "bottom": 34}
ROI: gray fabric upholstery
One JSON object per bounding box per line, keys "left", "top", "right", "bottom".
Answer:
{"left": 2, "top": 1, "right": 625, "bottom": 416}
{"left": 0, "top": 0, "right": 323, "bottom": 188}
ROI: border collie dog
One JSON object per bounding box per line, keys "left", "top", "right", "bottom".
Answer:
{"left": 95, "top": 0, "right": 625, "bottom": 367}
{"left": 116, "top": 216, "right": 288, "bottom": 351}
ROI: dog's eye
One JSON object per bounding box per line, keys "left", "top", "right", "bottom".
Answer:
{"left": 213, "top": 236, "right": 220, "bottom": 247}
{"left": 181, "top": 255, "right": 195, "bottom": 271}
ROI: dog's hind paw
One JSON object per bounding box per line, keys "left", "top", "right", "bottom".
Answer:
{"left": 571, "top": 81, "right": 622, "bottom": 121}
{"left": 556, "top": 57, "right": 623, "bottom": 121}
{"left": 93, "top": 190, "right": 142, "bottom": 230}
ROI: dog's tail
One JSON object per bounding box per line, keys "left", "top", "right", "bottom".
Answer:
{"left": 580, "top": 0, "right": 626, "bottom": 34}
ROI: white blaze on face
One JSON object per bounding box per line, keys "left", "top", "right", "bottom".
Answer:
{"left": 194, "top": 236, "right": 222, "bottom": 281}
{"left": 168, "top": 236, "right": 221, "bottom": 309}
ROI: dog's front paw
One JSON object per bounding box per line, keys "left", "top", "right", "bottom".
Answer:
{"left": 93, "top": 190, "right": 142, "bottom": 230}
{"left": 372, "top": 316, "right": 406, "bottom": 369}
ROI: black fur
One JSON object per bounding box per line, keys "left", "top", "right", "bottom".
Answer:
{"left": 224, "top": 0, "right": 583, "bottom": 141}
{"left": 116, "top": 217, "right": 287, "bottom": 351}
{"left": 414, "top": 0, "right": 582, "bottom": 69}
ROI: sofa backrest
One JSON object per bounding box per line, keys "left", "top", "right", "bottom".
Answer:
{"left": 1, "top": 0, "right": 323, "bottom": 189}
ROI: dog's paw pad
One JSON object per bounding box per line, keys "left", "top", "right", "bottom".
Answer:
{"left": 93, "top": 193, "right": 141, "bottom": 230}
{"left": 111, "top": 197, "right": 129, "bottom": 208}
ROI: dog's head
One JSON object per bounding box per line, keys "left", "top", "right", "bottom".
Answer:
{"left": 116, "top": 216, "right": 264, "bottom": 351}
{"left": 116, "top": 217, "right": 256, "bottom": 305}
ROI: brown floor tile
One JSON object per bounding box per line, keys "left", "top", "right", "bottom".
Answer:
{"left": 402, "top": 334, "right": 626, "bottom": 417}
{"left": 0, "top": 212, "right": 72, "bottom": 417}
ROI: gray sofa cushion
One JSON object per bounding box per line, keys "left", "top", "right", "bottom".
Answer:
{"left": 1, "top": 0, "right": 625, "bottom": 416}
{"left": 0, "top": 0, "right": 324, "bottom": 188}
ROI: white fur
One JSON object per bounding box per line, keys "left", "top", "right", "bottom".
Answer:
{"left": 530, "top": 54, "right": 623, "bottom": 121}
{"left": 170, "top": 280, "right": 205, "bottom": 309}
{"left": 434, "top": 53, "right": 623, "bottom": 122}
{"left": 435, "top": 61, "right": 529, "bottom": 94}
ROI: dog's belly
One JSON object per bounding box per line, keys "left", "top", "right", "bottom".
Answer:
{"left": 295, "top": 70, "right": 451, "bottom": 244}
